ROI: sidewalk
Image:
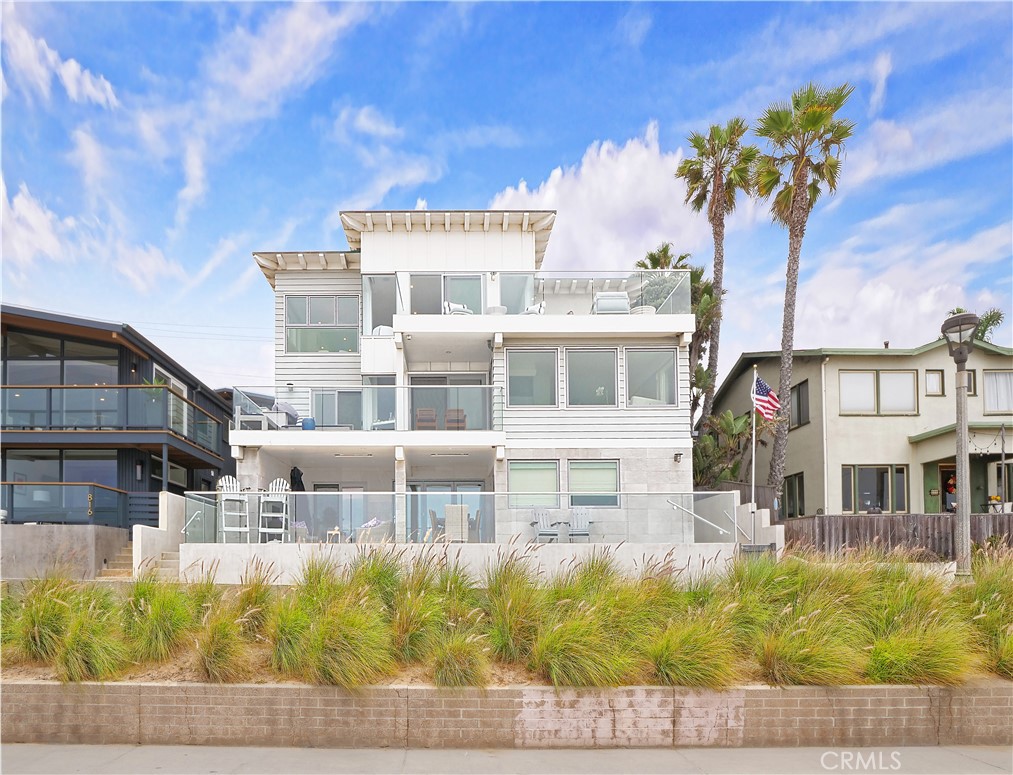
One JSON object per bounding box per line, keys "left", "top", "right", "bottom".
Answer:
{"left": 2, "top": 744, "right": 1010, "bottom": 775}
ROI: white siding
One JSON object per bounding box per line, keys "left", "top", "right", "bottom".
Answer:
{"left": 494, "top": 338, "right": 692, "bottom": 441}
{"left": 360, "top": 229, "right": 536, "bottom": 272}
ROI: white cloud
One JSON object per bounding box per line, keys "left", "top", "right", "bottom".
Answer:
{"left": 331, "top": 153, "right": 444, "bottom": 217}
{"left": 490, "top": 122, "right": 712, "bottom": 271}
{"left": 1, "top": 176, "right": 69, "bottom": 272}
{"left": 617, "top": 8, "right": 652, "bottom": 48}
{"left": 1, "top": 4, "right": 117, "bottom": 108}
{"left": 868, "top": 51, "right": 892, "bottom": 116}
{"left": 414, "top": 198, "right": 428, "bottom": 211}
{"left": 67, "top": 127, "right": 107, "bottom": 197}
{"left": 112, "top": 240, "right": 185, "bottom": 294}
{"left": 339, "top": 105, "right": 403, "bottom": 140}
{"left": 846, "top": 88, "right": 1013, "bottom": 188}
{"left": 178, "top": 235, "right": 242, "bottom": 296}
{"left": 174, "top": 139, "right": 207, "bottom": 233}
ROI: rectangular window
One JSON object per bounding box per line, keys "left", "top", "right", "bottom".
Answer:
{"left": 362, "top": 276, "right": 396, "bottom": 334}
{"left": 508, "top": 461, "right": 558, "bottom": 507}
{"left": 789, "top": 381, "right": 810, "bottom": 428}
{"left": 444, "top": 275, "right": 483, "bottom": 314}
{"left": 311, "top": 390, "right": 363, "bottom": 429}
{"left": 285, "top": 295, "right": 359, "bottom": 353}
{"left": 784, "top": 472, "right": 805, "bottom": 518}
{"left": 839, "top": 370, "right": 917, "bottom": 415}
{"left": 983, "top": 370, "right": 1013, "bottom": 413}
{"left": 568, "top": 460, "right": 619, "bottom": 507}
{"left": 841, "top": 465, "right": 908, "bottom": 513}
{"left": 967, "top": 369, "right": 977, "bottom": 396}
{"left": 925, "top": 369, "right": 944, "bottom": 396}
{"left": 507, "top": 350, "right": 557, "bottom": 407}
{"left": 625, "top": 349, "right": 677, "bottom": 407}
{"left": 566, "top": 350, "right": 617, "bottom": 406}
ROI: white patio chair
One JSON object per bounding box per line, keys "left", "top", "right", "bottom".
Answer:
{"left": 521, "top": 301, "right": 545, "bottom": 315}
{"left": 530, "top": 508, "right": 560, "bottom": 542}
{"left": 259, "top": 478, "right": 290, "bottom": 542}
{"left": 568, "top": 507, "right": 592, "bottom": 542}
{"left": 591, "top": 291, "right": 630, "bottom": 315}
{"left": 217, "top": 475, "right": 249, "bottom": 543}
{"left": 443, "top": 301, "right": 474, "bottom": 315}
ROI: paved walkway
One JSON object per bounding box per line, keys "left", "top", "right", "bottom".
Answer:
{"left": 2, "top": 744, "right": 1010, "bottom": 774}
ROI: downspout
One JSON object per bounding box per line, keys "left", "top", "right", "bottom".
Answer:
{"left": 821, "top": 356, "right": 830, "bottom": 513}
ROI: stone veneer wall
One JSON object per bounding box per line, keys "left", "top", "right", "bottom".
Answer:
{"left": 2, "top": 681, "right": 1010, "bottom": 748}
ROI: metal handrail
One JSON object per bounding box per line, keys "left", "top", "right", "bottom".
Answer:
{"left": 668, "top": 499, "right": 730, "bottom": 536}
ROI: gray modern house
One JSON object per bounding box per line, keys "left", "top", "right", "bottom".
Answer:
{"left": 1, "top": 304, "right": 234, "bottom": 530}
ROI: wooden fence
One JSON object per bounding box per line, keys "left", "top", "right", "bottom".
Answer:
{"left": 784, "top": 513, "right": 1013, "bottom": 558}
{"left": 715, "top": 481, "right": 778, "bottom": 515}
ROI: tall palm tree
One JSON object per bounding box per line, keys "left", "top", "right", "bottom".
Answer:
{"left": 947, "top": 306, "right": 1006, "bottom": 342}
{"left": 676, "top": 119, "right": 759, "bottom": 423}
{"left": 635, "top": 241, "right": 690, "bottom": 270}
{"left": 754, "top": 82, "right": 855, "bottom": 492}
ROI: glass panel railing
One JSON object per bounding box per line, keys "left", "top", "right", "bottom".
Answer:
{"left": 127, "top": 386, "right": 169, "bottom": 428}
{"left": 405, "top": 491, "right": 495, "bottom": 543}
{"left": 232, "top": 386, "right": 502, "bottom": 432}
{"left": 1, "top": 387, "right": 50, "bottom": 428}
{"left": 0, "top": 482, "right": 127, "bottom": 528}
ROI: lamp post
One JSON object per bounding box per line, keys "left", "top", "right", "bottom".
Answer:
{"left": 941, "top": 312, "right": 979, "bottom": 578}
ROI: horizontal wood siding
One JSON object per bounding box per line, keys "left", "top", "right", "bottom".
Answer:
{"left": 785, "top": 513, "right": 1013, "bottom": 558}
{"left": 495, "top": 339, "right": 691, "bottom": 441}
{"left": 275, "top": 271, "right": 363, "bottom": 416}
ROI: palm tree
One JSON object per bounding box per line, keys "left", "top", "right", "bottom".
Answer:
{"left": 947, "top": 306, "right": 1006, "bottom": 342}
{"left": 676, "top": 119, "right": 759, "bottom": 423}
{"left": 635, "top": 242, "right": 690, "bottom": 270}
{"left": 754, "top": 82, "right": 855, "bottom": 492}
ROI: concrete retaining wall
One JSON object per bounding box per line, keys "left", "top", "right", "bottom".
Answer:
{"left": 0, "top": 524, "right": 129, "bottom": 580}
{"left": 2, "top": 680, "right": 1009, "bottom": 748}
{"left": 177, "top": 542, "right": 738, "bottom": 584}
{"left": 133, "top": 492, "right": 186, "bottom": 573}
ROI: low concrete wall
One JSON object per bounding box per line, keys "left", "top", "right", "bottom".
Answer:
{"left": 2, "top": 680, "right": 1009, "bottom": 748}
{"left": 0, "top": 524, "right": 129, "bottom": 580}
{"left": 177, "top": 542, "right": 737, "bottom": 584}
{"left": 133, "top": 492, "right": 186, "bottom": 573}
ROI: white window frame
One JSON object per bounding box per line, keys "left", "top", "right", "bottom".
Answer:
{"left": 284, "top": 295, "right": 360, "bottom": 354}
{"left": 983, "top": 370, "right": 1013, "bottom": 413}
{"left": 507, "top": 460, "right": 559, "bottom": 508}
{"left": 567, "top": 460, "right": 620, "bottom": 508}
{"left": 624, "top": 348, "right": 678, "bottom": 408}
{"left": 506, "top": 348, "right": 559, "bottom": 408}
{"left": 565, "top": 349, "right": 618, "bottom": 408}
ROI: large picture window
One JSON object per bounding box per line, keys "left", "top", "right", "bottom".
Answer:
{"left": 507, "top": 350, "right": 557, "bottom": 407}
{"left": 508, "top": 461, "right": 558, "bottom": 507}
{"left": 285, "top": 295, "right": 359, "bottom": 353}
{"left": 566, "top": 350, "right": 617, "bottom": 407}
{"left": 568, "top": 460, "right": 619, "bottom": 507}
{"left": 841, "top": 465, "right": 908, "bottom": 513}
{"left": 983, "top": 370, "right": 1013, "bottom": 413}
{"left": 625, "top": 349, "right": 676, "bottom": 407}
{"left": 839, "top": 370, "right": 916, "bottom": 415}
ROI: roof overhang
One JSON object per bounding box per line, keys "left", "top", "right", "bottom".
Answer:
{"left": 339, "top": 210, "right": 556, "bottom": 269}
{"left": 251, "top": 251, "right": 360, "bottom": 289}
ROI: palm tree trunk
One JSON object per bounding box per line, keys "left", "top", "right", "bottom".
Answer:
{"left": 767, "top": 165, "right": 810, "bottom": 493}
{"left": 701, "top": 200, "right": 725, "bottom": 422}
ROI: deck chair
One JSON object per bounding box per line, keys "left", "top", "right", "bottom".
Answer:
{"left": 591, "top": 291, "right": 630, "bottom": 315}
{"left": 217, "top": 475, "right": 249, "bottom": 543}
{"left": 445, "top": 408, "right": 466, "bottom": 431}
{"left": 429, "top": 508, "right": 446, "bottom": 541}
{"left": 569, "top": 507, "right": 592, "bottom": 542}
{"left": 530, "top": 508, "right": 560, "bottom": 542}
{"left": 259, "top": 478, "right": 290, "bottom": 542}
{"left": 443, "top": 301, "right": 474, "bottom": 315}
{"left": 415, "top": 408, "right": 438, "bottom": 430}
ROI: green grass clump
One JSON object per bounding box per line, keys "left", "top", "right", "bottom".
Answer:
{"left": 348, "top": 547, "right": 403, "bottom": 611}
{"left": 194, "top": 610, "right": 249, "bottom": 683}
{"left": 12, "top": 576, "right": 76, "bottom": 662}
{"left": 294, "top": 554, "right": 347, "bottom": 614}
{"left": 647, "top": 614, "right": 739, "bottom": 689}
{"left": 235, "top": 560, "right": 278, "bottom": 638}
{"left": 266, "top": 593, "right": 313, "bottom": 675}
{"left": 303, "top": 594, "right": 395, "bottom": 688}
{"left": 0, "top": 586, "right": 22, "bottom": 646}
{"left": 432, "top": 629, "right": 491, "bottom": 687}
{"left": 435, "top": 559, "right": 482, "bottom": 626}
{"left": 961, "top": 546, "right": 1013, "bottom": 678}
{"left": 55, "top": 602, "right": 127, "bottom": 682}
{"left": 484, "top": 551, "right": 546, "bottom": 663}
{"left": 865, "top": 618, "right": 977, "bottom": 685}
{"left": 390, "top": 565, "right": 443, "bottom": 663}
{"left": 123, "top": 573, "right": 194, "bottom": 662}
{"left": 184, "top": 562, "right": 223, "bottom": 622}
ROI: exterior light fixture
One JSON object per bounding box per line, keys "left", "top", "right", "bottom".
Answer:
{"left": 136, "top": 462, "right": 144, "bottom": 481}
{"left": 673, "top": 452, "right": 683, "bottom": 463}
{"left": 940, "top": 311, "right": 979, "bottom": 578}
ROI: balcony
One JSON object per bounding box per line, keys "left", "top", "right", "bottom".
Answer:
{"left": 0, "top": 482, "right": 128, "bottom": 528}
{"left": 1, "top": 385, "right": 221, "bottom": 454}
{"left": 233, "top": 385, "right": 503, "bottom": 432}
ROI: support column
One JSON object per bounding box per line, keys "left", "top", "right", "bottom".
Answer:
{"left": 160, "top": 444, "right": 169, "bottom": 492}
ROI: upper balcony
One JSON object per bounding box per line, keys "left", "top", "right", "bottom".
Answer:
{"left": 1, "top": 385, "right": 222, "bottom": 458}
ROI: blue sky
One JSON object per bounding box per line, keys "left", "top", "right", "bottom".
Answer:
{"left": 3, "top": 1, "right": 1011, "bottom": 388}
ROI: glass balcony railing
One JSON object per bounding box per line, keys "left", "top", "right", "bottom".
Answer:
{"left": 360, "top": 270, "right": 690, "bottom": 332}
{"left": 180, "top": 490, "right": 739, "bottom": 545}
{"left": 232, "top": 385, "right": 503, "bottom": 432}
{"left": 1, "top": 386, "right": 221, "bottom": 453}
{"left": 0, "top": 482, "right": 128, "bottom": 528}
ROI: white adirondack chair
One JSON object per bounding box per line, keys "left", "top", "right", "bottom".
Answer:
{"left": 217, "top": 475, "right": 249, "bottom": 543}
{"left": 259, "top": 478, "right": 290, "bottom": 542}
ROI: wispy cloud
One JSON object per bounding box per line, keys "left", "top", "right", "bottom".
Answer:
{"left": 338, "top": 105, "right": 404, "bottom": 140}
{"left": 1, "top": 3, "right": 118, "bottom": 108}
{"left": 868, "top": 51, "right": 892, "bottom": 117}
{"left": 1, "top": 176, "right": 70, "bottom": 275}
{"left": 617, "top": 7, "right": 652, "bottom": 49}
{"left": 67, "top": 126, "right": 108, "bottom": 200}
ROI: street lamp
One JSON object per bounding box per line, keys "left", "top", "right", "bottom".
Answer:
{"left": 941, "top": 311, "right": 979, "bottom": 578}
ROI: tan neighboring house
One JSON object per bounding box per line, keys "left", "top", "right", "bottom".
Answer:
{"left": 712, "top": 340, "right": 1013, "bottom": 518}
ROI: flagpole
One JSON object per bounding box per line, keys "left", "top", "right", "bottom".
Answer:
{"left": 751, "top": 364, "right": 758, "bottom": 512}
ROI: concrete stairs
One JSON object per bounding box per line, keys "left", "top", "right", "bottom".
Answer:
{"left": 157, "top": 551, "right": 180, "bottom": 580}
{"left": 97, "top": 542, "right": 133, "bottom": 579}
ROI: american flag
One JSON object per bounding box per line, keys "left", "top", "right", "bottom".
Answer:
{"left": 752, "top": 375, "right": 780, "bottom": 420}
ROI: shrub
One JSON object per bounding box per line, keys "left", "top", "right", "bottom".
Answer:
{"left": 184, "top": 562, "right": 223, "bottom": 621}
{"left": 0, "top": 586, "right": 21, "bottom": 646}
{"left": 194, "top": 610, "right": 249, "bottom": 683}
{"left": 432, "top": 629, "right": 491, "bottom": 687}
{"left": 961, "top": 546, "right": 1013, "bottom": 678}
{"left": 391, "top": 586, "right": 443, "bottom": 663}
{"left": 865, "top": 617, "right": 978, "bottom": 685}
{"left": 123, "top": 573, "right": 194, "bottom": 661}
{"left": 302, "top": 594, "right": 395, "bottom": 688}
{"left": 55, "top": 602, "right": 127, "bottom": 682}
{"left": 266, "top": 593, "right": 312, "bottom": 675}
{"left": 435, "top": 560, "right": 481, "bottom": 627}
{"left": 348, "top": 547, "right": 403, "bottom": 611}
{"left": 485, "top": 552, "right": 546, "bottom": 663}
{"left": 647, "top": 614, "right": 739, "bottom": 688}
{"left": 235, "top": 560, "right": 278, "bottom": 638}
{"left": 12, "top": 576, "right": 75, "bottom": 662}
{"left": 294, "top": 554, "right": 347, "bottom": 614}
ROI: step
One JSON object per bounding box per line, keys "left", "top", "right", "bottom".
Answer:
{"left": 98, "top": 568, "right": 132, "bottom": 578}
{"left": 105, "top": 561, "right": 134, "bottom": 571}
{"left": 160, "top": 551, "right": 180, "bottom": 561}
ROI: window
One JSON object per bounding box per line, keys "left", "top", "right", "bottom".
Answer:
{"left": 841, "top": 465, "right": 908, "bottom": 513}
{"left": 3, "top": 331, "right": 116, "bottom": 386}
{"left": 362, "top": 276, "right": 395, "bottom": 334}
{"left": 983, "top": 370, "right": 1012, "bottom": 413}
{"left": 311, "top": 390, "right": 363, "bottom": 429}
{"left": 285, "top": 295, "right": 359, "bottom": 353}
{"left": 566, "top": 350, "right": 617, "bottom": 406}
{"left": 444, "top": 275, "right": 483, "bottom": 314}
{"left": 966, "top": 369, "right": 977, "bottom": 396}
{"left": 784, "top": 472, "right": 805, "bottom": 518}
{"left": 151, "top": 457, "right": 187, "bottom": 488}
{"left": 508, "top": 461, "right": 558, "bottom": 507}
{"left": 568, "top": 460, "right": 619, "bottom": 507}
{"left": 625, "top": 349, "right": 677, "bottom": 407}
{"left": 925, "top": 369, "right": 944, "bottom": 396}
{"left": 363, "top": 375, "right": 395, "bottom": 429}
{"left": 507, "top": 350, "right": 557, "bottom": 407}
{"left": 789, "top": 381, "right": 809, "bottom": 428}
{"left": 839, "top": 370, "right": 916, "bottom": 415}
